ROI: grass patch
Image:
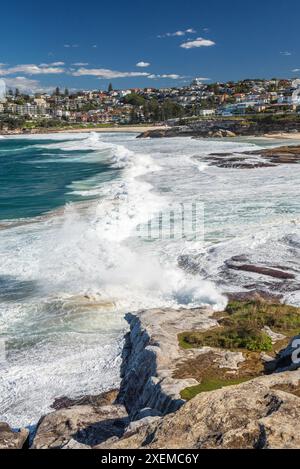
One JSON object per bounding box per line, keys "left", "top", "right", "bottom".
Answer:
{"left": 179, "top": 301, "right": 300, "bottom": 353}
{"left": 177, "top": 300, "right": 300, "bottom": 401}
{"left": 179, "top": 327, "right": 273, "bottom": 352}
{"left": 181, "top": 376, "right": 250, "bottom": 400}
{"left": 224, "top": 301, "right": 300, "bottom": 335}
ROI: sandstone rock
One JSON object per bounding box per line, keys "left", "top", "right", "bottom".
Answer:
{"left": 137, "top": 120, "right": 300, "bottom": 140}
{"left": 225, "top": 261, "right": 295, "bottom": 279}
{"left": 224, "top": 130, "right": 236, "bottom": 137}
{"left": 247, "top": 145, "right": 300, "bottom": 164}
{"left": 0, "top": 422, "right": 29, "bottom": 449}
{"left": 118, "top": 307, "right": 218, "bottom": 418}
{"left": 226, "top": 290, "right": 282, "bottom": 303}
{"left": 32, "top": 404, "right": 128, "bottom": 449}
{"left": 262, "top": 326, "right": 286, "bottom": 344}
{"left": 108, "top": 370, "right": 300, "bottom": 449}
{"left": 215, "top": 350, "right": 245, "bottom": 370}
{"left": 52, "top": 389, "right": 118, "bottom": 410}
{"left": 135, "top": 407, "right": 162, "bottom": 419}
{"left": 61, "top": 439, "right": 91, "bottom": 449}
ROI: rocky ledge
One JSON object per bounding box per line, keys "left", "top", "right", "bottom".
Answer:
{"left": 200, "top": 144, "right": 300, "bottom": 169}
{"left": 2, "top": 295, "right": 300, "bottom": 449}
{"left": 137, "top": 117, "right": 300, "bottom": 139}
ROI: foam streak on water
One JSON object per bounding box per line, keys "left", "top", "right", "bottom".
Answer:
{"left": 0, "top": 131, "right": 299, "bottom": 427}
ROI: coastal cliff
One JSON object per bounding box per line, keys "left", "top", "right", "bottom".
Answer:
{"left": 117, "top": 307, "right": 217, "bottom": 417}
{"left": 3, "top": 295, "right": 300, "bottom": 449}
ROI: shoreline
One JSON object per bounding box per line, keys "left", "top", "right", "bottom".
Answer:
{"left": 263, "top": 132, "right": 300, "bottom": 140}
{"left": 1, "top": 126, "right": 300, "bottom": 140}
{"left": 0, "top": 125, "right": 170, "bottom": 137}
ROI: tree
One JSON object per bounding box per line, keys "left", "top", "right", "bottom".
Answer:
{"left": 55, "top": 86, "right": 60, "bottom": 96}
{"left": 15, "top": 88, "right": 20, "bottom": 97}
{"left": 123, "top": 93, "right": 145, "bottom": 106}
{"left": 108, "top": 83, "right": 113, "bottom": 92}
{"left": 64, "top": 88, "right": 69, "bottom": 97}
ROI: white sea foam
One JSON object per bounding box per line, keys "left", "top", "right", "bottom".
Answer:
{"left": 0, "top": 132, "right": 229, "bottom": 427}
{"left": 1, "top": 132, "right": 300, "bottom": 427}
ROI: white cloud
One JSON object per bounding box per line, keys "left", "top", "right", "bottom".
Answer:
{"left": 158, "top": 28, "right": 196, "bottom": 38}
{"left": 161, "top": 74, "right": 181, "bottom": 79}
{"left": 292, "top": 69, "right": 300, "bottom": 72}
{"left": 193, "top": 76, "right": 210, "bottom": 81}
{"left": 0, "top": 63, "right": 65, "bottom": 75}
{"left": 64, "top": 44, "right": 79, "bottom": 48}
{"left": 92, "top": 45, "right": 98, "bottom": 48}
{"left": 71, "top": 67, "right": 150, "bottom": 79}
{"left": 50, "top": 61, "right": 65, "bottom": 66}
{"left": 3, "top": 76, "right": 51, "bottom": 93}
{"left": 136, "top": 61, "right": 151, "bottom": 68}
{"left": 39, "top": 61, "right": 65, "bottom": 67}
{"left": 180, "top": 37, "right": 215, "bottom": 49}
{"left": 167, "top": 31, "right": 185, "bottom": 37}
{"left": 148, "top": 73, "right": 183, "bottom": 80}
{"left": 280, "top": 51, "right": 292, "bottom": 56}
{"left": 72, "top": 62, "right": 89, "bottom": 66}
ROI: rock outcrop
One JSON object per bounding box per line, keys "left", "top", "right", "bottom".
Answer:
{"left": 32, "top": 404, "right": 128, "bottom": 449}
{"left": 137, "top": 118, "right": 300, "bottom": 139}
{"left": 117, "top": 307, "right": 218, "bottom": 417}
{"left": 106, "top": 370, "right": 300, "bottom": 449}
{"left": 31, "top": 306, "right": 220, "bottom": 448}
{"left": 0, "top": 422, "right": 29, "bottom": 449}
{"left": 246, "top": 145, "right": 300, "bottom": 164}
{"left": 203, "top": 144, "right": 300, "bottom": 170}
{"left": 29, "top": 302, "right": 300, "bottom": 449}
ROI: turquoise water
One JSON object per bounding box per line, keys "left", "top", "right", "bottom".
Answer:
{"left": 0, "top": 137, "right": 119, "bottom": 220}
{"left": 1, "top": 132, "right": 299, "bottom": 429}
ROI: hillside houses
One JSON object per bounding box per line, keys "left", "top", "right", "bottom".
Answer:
{"left": 1, "top": 77, "right": 300, "bottom": 127}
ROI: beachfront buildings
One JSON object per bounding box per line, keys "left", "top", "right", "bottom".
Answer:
{"left": 1, "top": 78, "right": 300, "bottom": 129}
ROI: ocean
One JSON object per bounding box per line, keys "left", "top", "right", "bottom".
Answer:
{"left": 0, "top": 131, "right": 299, "bottom": 428}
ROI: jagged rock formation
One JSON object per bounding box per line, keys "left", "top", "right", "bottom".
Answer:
{"left": 0, "top": 422, "right": 29, "bottom": 449}
{"left": 30, "top": 302, "right": 300, "bottom": 449}
{"left": 32, "top": 306, "right": 220, "bottom": 449}
{"left": 117, "top": 307, "right": 220, "bottom": 417}
{"left": 105, "top": 370, "right": 300, "bottom": 449}
{"left": 32, "top": 404, "right": 128, "bottom": 449}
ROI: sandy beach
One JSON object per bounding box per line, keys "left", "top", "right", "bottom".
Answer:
{"left": 263, "top": 132, "right": 300, "bottom": 140}
{"left": 0, "top": 125, "right": 169, "bottom": 136}
{"left": 55, "top": 125, "right": 169, "bottom": 133}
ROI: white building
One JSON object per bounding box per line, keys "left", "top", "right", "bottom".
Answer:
{"left": 199, "top": 109, "right": 216, "bottom": 116}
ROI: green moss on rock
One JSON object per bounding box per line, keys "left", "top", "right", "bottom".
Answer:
{"left": 180, "top": 377, "right": 250, "bottom": 400}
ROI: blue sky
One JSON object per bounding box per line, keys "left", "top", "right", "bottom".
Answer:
{"left": 0, "top": 0, "right": 299, "bottom": 93}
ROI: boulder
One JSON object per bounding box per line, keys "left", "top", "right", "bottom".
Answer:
{"left": 32, "top": 404, "right": 128, "bottom": 449}
{"left": 61, "top": 439, "right": 91, "bottom": 449}
{"left": 0, "top": 422, "right": 29, "bottom": 449}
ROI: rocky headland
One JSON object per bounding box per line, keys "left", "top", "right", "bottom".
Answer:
{"left": 194, "top": 144, "right": 300, "bottom": 169}
{"left": 137, "top": 117, "right": 300, "bottom": 139}
{"left": 2, "top": 291, "right": 300, "bottom": 450}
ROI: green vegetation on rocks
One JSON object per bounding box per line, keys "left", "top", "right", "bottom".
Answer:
{"left": 178, "top": 300, "right": 300, "bottom": 400}
{"left": 180, "top": 377, "right": 250, "bottom": 400}
{"left": 179, "top": 300, "right": 300, "bottom": 352}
